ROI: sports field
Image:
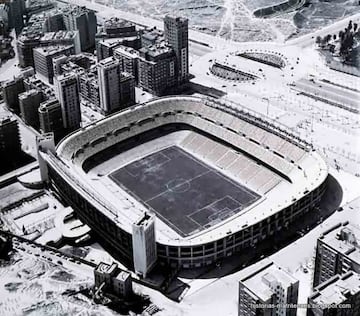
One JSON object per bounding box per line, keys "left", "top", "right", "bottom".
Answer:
{"left": 110, "top": 146, "right": 260, "bottom": 236}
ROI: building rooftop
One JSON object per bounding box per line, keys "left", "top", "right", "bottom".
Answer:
{"left": 0, "top": 116, "right": 15, "bottom": 126}
{"left": 164, "top": 15, "right": 189, "bottom": 24}
{"left": 18, "top": 89, "right": 40, "bottom": 100}
{"left": 320, "top": 222, "right": 360, "bottom": 265}
{"left": 116, "top": 270, "right": 131, "bottom": 282}
{"left": 139, "top": 41, "right": 174, "bottom": 59}
{"left": 310, "top": 271, "right": 360, "bottom": 306}
{"left": 104, "top": 17, "right": 134, "bottom": 29}
{"left": 240, "top": 260, "right": 299, "bottom": 302}
{"left": 95, "top": 262, "right": 118, "bottom": 275}
{"left": 41, "top": 31, "right": 78, "bottom": 42}
{"left": 33, "top": 45, "right": 74, "bottom": 56}
{"left": 142, "top": 27, "right": 164, "bottom": 43}
{"left": 97, "top": 36, "right": 139, "bottom": 47}
{"left": 114, "top": 45, "right": 139, "bottom": 58}
{"left": 135, "top": 212, "right": 154, "bottom": 227}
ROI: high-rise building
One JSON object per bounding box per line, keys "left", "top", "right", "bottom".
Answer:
{"left": 164, "top": 15, "right": 189, "bottom": 84}
{"left": 313, "top": 222, "right": 360, "bottom": 287}
{"left": 43, "top": 12, "right": 65, "bottom": 32}
{"left": 307, "top": 271, "right": 360, "bottom": 316}
{"left": 16, "top": 33, "right": 42, "bottom": 68}
{"left": 132, "top": 213, "right": 157, "bottom": 278}
{"left": 114, "top": 45, "right": 139, "bottom": 83}
{"left": 137, "top": 43, "right": 177, "bottom": 96}
{"left": 36, "top": 132, "right": 55, "bottom": 181}
{"left": 96, "top": 17, "right": 137, "bottom": 39}
{"left": 23, "top": 75, "right": 55, "bottom": 101}
{"left": 17, "top": 30, "right": 80, "bottom": 68}
{"left": 40, "top": 31, "right": 81, "bottom": 54}
{"left": 98, "top": 57, "right": 135, "bottom": 115}
{"left": 0, "top": 116, "right": 21, "bottom": 156}
{"left": 38, "top": 98, "right": 65, "bottom": 143}
{"left": 63, "top": 6, "right": 97, "bottom": 51}
{"left": 239, "top": 260, "right": 299, "bottom": 316}
{"left": 19, "top": 89, "right": 43, "bottom": 128}
{"left": 2, "top": 76, "right": 25, "bottom": 113}
{"left": 79, "top": 71, "right": 100, "bottom": 107}
{"left": 55, "top": 73, "right": 81, "bottom": 132}
{"left": 8, "top": 0, "right": 25, "bottom": 35}
{"left": 33, "top": 45, "right": 75, "bottom": 84}
{"left": 96, "top": 37, "right": 141, "bottom": 61}
{"left": 141, "top": 27, "right": 163, "bottom": 47}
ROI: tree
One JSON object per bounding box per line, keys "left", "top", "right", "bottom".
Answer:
{"left": 333, "top": 34, "right": 337, "bottom": 40}
{"left": 339, "top": 30, "right": 345, "bottom": 42}
{"left": 315, "top": 36, "right": 321, "bottom": 44}
{"left": 354, "top": 23, "right": 358, "bottom": 32}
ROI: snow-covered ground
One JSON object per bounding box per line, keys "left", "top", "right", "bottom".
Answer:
{"left": 0, "top": 251, "right": 120, "bottom": 316}
{"left": 69, "top": 0, "right": 360, "bottom": 43}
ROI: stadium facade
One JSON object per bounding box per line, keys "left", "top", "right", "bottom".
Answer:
{"left": 40, "top": 96, "right": 328, "bottom": 270}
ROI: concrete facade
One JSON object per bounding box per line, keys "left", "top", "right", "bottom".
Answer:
{"left": 314, "top": 222, "right": 360, "bottom": 287}
{"left": 132, "top": 213, "right": 157, "bottom": 278}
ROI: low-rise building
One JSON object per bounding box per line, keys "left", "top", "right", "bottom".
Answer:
{"left": 94, "top": 262, "right": 132, "bottom": 298}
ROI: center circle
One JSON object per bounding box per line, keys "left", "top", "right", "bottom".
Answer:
{"left": 166, "top": 178, "right": 191, "bottom": 193}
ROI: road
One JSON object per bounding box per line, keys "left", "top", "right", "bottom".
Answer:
{"left": 292, "top": 78, "right": 360, "bottom": 111}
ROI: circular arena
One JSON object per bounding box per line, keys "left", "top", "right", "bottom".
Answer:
{"left": 41, "top": 96, "right": 328, "bottom": 269}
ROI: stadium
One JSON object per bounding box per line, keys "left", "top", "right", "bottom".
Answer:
{"left": 41, "top": 95, "right": 328, "bottom": 269}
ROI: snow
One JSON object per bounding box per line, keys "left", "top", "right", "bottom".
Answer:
{"left": 0, "top": 1, "right": 358, "bottom": 315}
